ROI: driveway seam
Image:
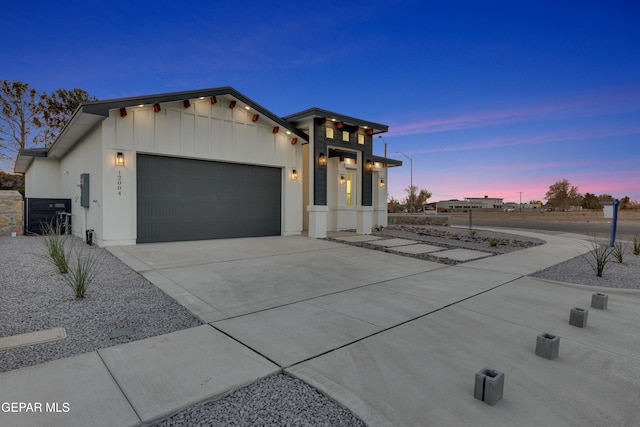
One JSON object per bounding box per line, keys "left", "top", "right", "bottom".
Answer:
{"left": 95, "top": 350, "right": 143, "bottom": 424}
{"left": 285, "top": 274, "right": 524, "bottom": 369}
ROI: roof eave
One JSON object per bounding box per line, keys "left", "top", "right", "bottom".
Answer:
{"left": 284, "top": 107, "right": 389, "bottom": 135}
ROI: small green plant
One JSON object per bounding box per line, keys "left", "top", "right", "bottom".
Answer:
{"left": 633, "top": 234, "right": 640, "bottom": 256}
{"left": 62, "top": 246, "right": 102, "bottom": 299}
{"left": 489, "top": 237, "right": 500, "bottom": 247}
{"left": 611, "top": 240, "right": 628, "bottom": 264}
{"left": 468, "top": 229, "right": 478, "bottom": 237}
{"left": 584, "top": 238, "right": 614, "bottom": 277}
{"left": 374, "top": 224, "right": 384, "bottom": 232}
{"left": 40, "top": 221, "right": 71, "bottom": 274}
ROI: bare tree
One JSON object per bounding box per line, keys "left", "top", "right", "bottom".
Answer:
{"left": 0, "top": 80, "right": 41, "bottom": 171}
{"left": 0, "top": 81, "right": 97, "bottom": 172}
{"left": 37, "top": 88, "right": 97, "bottom": 146}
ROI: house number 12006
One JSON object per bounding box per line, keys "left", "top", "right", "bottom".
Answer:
{"left": 117, "top": 171, "right": 122, "bottom": 195}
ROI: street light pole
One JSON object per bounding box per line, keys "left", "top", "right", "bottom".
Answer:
{"left": 396, "top": 151, "right": 413, "bottom": 212}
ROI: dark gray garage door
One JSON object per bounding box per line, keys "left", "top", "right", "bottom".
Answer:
{"left": 137, "top": 154, "right": 281, "bottom": 243}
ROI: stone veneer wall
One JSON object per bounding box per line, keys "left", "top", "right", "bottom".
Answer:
{"left": 0, "top": 191, "right": 24, "bottom": 236}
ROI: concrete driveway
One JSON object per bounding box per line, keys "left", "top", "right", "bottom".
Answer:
{"left": 107, "top": 233, "right": 640, "bottom": 427}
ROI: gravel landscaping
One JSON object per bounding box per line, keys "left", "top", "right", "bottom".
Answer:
{"left": 150, "top": 373, "right": 365, "bottom": 427}
{"left": 531, "top": 240, "right": 640, "bottom": 289}
{"left": 0, "top": 236, "right": 202, "bottom": 373}
{"left": 2, "top": 229, "right": 638, "bottom": 426}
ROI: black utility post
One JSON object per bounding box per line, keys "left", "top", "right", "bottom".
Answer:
{"left": 469, "top": 208, "right": 473, "bottom": 230}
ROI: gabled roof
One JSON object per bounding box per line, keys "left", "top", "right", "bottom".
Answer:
{"left": 15, "top": 87, "right": 309, "bottom": 173}
{"left": 283, "top": 108, "right": 389, "bottom": 135}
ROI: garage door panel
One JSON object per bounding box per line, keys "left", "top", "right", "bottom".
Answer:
{"left": 137, "top": 155, "right": 281, "bottom": 243}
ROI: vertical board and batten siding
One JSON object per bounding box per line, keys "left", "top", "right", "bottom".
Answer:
{"left": 100, "top": 97, "right": 302, "bottom": 245}
{"left": 112, "top": 99, "right": 291, "bottom": 167}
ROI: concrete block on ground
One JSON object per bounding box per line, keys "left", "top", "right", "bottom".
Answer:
{"left": 591, "top": 293, "right": 608, "bottom": 310}
{"left": 569, "top": 307, "right": 588, "bottom": 328}
{"left": 535, "top": 333, "right": 560, "bottom": 360}
{"left": 474, "top": 367, "right": 504, "bottom": 406}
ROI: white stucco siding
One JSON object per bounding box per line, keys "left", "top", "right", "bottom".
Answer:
{"left": 58, "top": 125, "right": 104, "bottom": 242}
{"left": 24, "top": 158, "right": 61, "bottom": 198}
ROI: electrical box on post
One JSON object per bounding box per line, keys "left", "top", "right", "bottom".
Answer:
{"left": 80, "top": 173, "right": 90, "bottom": 208}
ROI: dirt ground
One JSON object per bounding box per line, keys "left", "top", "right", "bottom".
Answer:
{"left": 447, "top": 210, "right": 640, "bottom": 224}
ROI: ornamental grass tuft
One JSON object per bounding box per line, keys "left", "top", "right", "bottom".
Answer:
{"left": 62, "top": 245, "right": 102, "bottom": 299}
{"left": 40, "top": 221, "right": 71, "bottom": 274}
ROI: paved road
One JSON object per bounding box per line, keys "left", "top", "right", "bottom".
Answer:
{"left": 449, "top": 215, "right": 640, "bottom": 242}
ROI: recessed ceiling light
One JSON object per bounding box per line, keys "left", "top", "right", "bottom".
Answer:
{"left": 286, "top": 131, "right": 291, "bottom": 134}
{"left": 245, "top": 106, "right": 251, "bottom": 110}
{"left": 138, "top": 104, "right": 144, "bottom": 107}
{"left": 331, "top": 118, "right": 336, "bottom": 122}
{"left": 199, "top": 96, "right": 205, "bottom": 100}
{"left": 363, "top": 126, "right": 368, "bottom": 129}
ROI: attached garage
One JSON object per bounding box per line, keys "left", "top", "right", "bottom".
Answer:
{"left": 137, "top": 154, "right": 281, "bottom": 243}
{"left": 15, "top": 87, "right": 394, "bottom": 247}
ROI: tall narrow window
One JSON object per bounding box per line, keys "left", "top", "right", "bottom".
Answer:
{"left": 346, "top": 173, "right": 353, "bottom": 206}
{"left": 358, "top": 134, "right": 365, "bottom": 145}
{"left": 342, "top": 131, "right": 349, "bottom": 142}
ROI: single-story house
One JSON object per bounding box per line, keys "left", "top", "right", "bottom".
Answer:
{"left": 15, "top": 87, "right": 401, "bottom": 246}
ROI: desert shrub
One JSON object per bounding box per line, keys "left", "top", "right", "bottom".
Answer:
{"left": 40, "top": 222, "right": 71, "bottom": 274}
{"left": 468, "top": 229, "right": 478, "bottom": 237}
{"left": 489, "top": 237, "right": 500, "bottom": 247}
{"left": 62, "top": 245, "right": 102, "bottom": 299}
{"left": 584, "top": 238, "right": 614, "bottom": 277}
{"left": 611, "top": 240, "right": 628, "bottom": 264}
{"left": 633, "top": 234, "right": 640, "bottom": 256}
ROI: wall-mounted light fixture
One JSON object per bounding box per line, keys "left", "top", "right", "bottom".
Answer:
{"left": 291, "top": 138, "right": 298, "bottom": 145}
{"left": 229, "top": 101, "right": 236, "bottom": 109}
{"left": 183, "top": 100, "right": 191, "bottom": 109}
{"left": 336, "top": 121, "right": 344, "bottom": 129}
{"left": 379, "top": 179, "right": 386, "bottom": 188}
{"left": 318, "top": 153, "right": 327, "bottom": 167}
{"left": 210, "top": 96, "right": 217, "bottom": 104}
{"left": 116, "top": 152, "right": 125, "bottom": 167}
{"left": 339, "top": 175, "right": 346, "bottom": 185}
{"left": 119, "top": 108, "right": 127, "bottom": 118}
{"left": 252, "top": 114, "right": 260, "bottom": 122}
{"left": 291, "top": 169, "right": 298, "bottom": 180}
{"left": 153, "top": 103, "right": 161, "bottom": 113}
{"left": 366, "top": 160, "right": 373, "bottom": 171}
{"left": 272, "top": 126, "right": 280, "bottom": 134}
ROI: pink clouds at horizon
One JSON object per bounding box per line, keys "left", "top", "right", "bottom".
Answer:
{"left": 389, "top": 169, "right": 640, "bottom": 204}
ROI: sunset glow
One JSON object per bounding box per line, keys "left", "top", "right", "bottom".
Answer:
{"left": 2, "top": 1, "right": 638, "bottom": 204}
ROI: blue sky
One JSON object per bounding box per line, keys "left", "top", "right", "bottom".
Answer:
{"left": 3, "top": 0, "right": 639, "bottom": 203}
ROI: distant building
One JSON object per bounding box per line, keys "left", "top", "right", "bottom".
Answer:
{"left": 436, "top": 196, "right": 503, "bottom": 211}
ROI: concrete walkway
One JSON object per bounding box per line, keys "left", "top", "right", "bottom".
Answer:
{"left": 2, "top": 231, "right": 639, "bottom": 426}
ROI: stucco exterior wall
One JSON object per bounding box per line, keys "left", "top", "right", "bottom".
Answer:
{"left": 0, "top": 191, "right": 23, "bottom": 236}
{"left": 58, "top": 125, "right": 104, "bottom": 243}
{"left": 24, "top": 158, "right": 61, "bottom": 198}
